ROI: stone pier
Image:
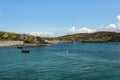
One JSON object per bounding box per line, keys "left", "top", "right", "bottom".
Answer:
{"left": 0, "top": 41, "right": 24, "bottom": 47}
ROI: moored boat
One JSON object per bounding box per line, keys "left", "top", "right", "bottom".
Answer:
{"left": 17, "top": 46, "right": 23, "bottom": 49}
{"left": 21, "top": 50, "right": 30, "bottom": 53}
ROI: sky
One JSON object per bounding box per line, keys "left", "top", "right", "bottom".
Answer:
{"left": 0, "top": 0, "right": 120, "bottom": 37}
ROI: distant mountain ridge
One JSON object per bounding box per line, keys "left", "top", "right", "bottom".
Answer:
{"left": 54, "top": 31, "right": 120, "bottom": 42}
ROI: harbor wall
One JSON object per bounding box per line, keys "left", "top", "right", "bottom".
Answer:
{"left": 0, "top": 41, "right": 24, "bottom": 47}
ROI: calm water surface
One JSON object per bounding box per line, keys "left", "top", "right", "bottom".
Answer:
{"left": 0, "top": 42, "right": 120, "bottom": 80}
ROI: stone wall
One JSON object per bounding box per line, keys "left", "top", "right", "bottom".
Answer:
{"left": 0, "top": 41, "right": 24, "bottom": 47}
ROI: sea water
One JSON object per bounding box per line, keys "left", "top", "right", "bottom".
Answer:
{"left": 0, "top": 42, "right": 120, "bottom": 80}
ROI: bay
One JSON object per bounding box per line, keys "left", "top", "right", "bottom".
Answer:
{"left": 0, "top": 42, "right": 120, "bottom": 80}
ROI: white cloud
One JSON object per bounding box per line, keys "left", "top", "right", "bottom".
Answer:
{"left": 78, "top": 28, "right": 95, "bottom": 33}
{"left": 28, "top": 32, "right": 56, "bottom": 37}
{"left": 116, "top": 15, "right": 120, "bottom": 22}
{"left": 29, "top": 27, "right": 95, "bottom": 37}
{"left": 28, "top": 15, "right": 120, "bottom": 37}
{"left": 107, "top": 24, "right": 116, "bottom": 29}
{"left": 91, "top": 15, "right": 120, "bottom": 32}
{"left": 66, "top": 15, "right": 120, "bottom": 35}
{"left": 67, "top": 26, "right": 76, "bottom": 33}
{"left": 67, "top": 15, "right": 120, "bottom": 35}
{"left": 97, "top": 23, "right": 120, "bottom": 32}
{"left": 67, "top": 27, "right": 95, "bottom": 34}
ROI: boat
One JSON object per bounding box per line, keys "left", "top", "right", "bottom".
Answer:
{"left": 71, "top": 41, "right": 75, "bottom": 43}
{"left": 21, "top": 50, "right": 30, "bottom": 53}
{"left": 17, "top": 46, "right": 23, "bottom": 49}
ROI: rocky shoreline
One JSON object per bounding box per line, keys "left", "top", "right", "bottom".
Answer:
{"left": 0, "top": 41, "right": 24, "bottom": 47}
{"left": 0, "top": 41, "right": 52, "bottom": 47}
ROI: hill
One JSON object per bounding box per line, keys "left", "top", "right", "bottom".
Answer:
{"left": 0, "top": 31, "right": 20, "bottom": 40}
{"left": 1, "top": 31, "right": 120, "bottom": 44}
{"left": 53, "top": 32, "right": 120, "bottom": 42}
{"left": 0, "top": 31, "right": 46, "bottom": 44}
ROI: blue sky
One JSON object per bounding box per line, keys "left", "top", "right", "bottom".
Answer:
{"left": 0, "top": 0, "right": 120, "bottom": 37}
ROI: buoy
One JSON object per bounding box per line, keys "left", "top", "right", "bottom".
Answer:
{"left": 66, "top": 50, "right": 69, "bottom": 53}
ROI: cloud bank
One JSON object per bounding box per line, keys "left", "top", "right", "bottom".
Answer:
{"left": 67, "top": 15, "right": 120, "bottom": 35}
{"left": 28, "top": 32, "right": 56, "bottom": 37}
{"left": 28, "top": 15, "right": 120, "bottom": 37}
{"left": 67, "top": 26, "right": 95, "bottom": 34}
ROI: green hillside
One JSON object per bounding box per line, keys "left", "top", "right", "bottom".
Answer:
{"left": 53, "top": 31, "right": 120, "bottom": 42}
{"left": 1, "top": 31, "right": 120, "bottom": 43}
{"left": 0, "top": 31, "right": 20, "bottom": 41}
{"left": 0, "top": 31, "right": 45, "bottom": 44}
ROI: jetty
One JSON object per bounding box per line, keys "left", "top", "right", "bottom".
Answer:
{"left": 0, "top": 41, "right": 24, "bottom": 47}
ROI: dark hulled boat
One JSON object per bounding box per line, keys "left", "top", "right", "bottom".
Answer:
{"left": 17, "top": 46, "right": 23, "bottom": 49}
{"left": 21, "top": 50, "right": 30, "bottom": 53}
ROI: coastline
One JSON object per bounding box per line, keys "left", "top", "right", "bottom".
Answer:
{"left": 0, "top": 41, "right": 52, "bottom": 47}
{"left": 0, "top": 41, "right": 24, "bottom": 47}
{"left": 0, "top": 40, "right": 73, "bottom": 47}
{"left": 0, "top": 40, "right": 119, "bottom": 48}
